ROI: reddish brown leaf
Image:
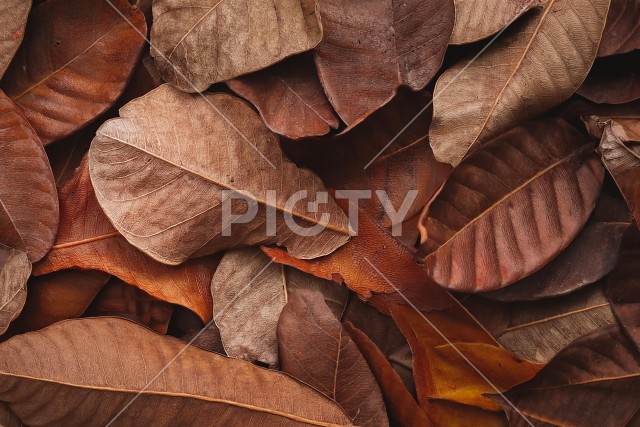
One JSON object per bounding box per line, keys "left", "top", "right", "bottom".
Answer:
{"left": 598, "top": 0, "right": 640, "bottom": 57}
{"left": 228, "top": 54, "right": 339, "bottom": 139}
{"left": 1, "top": 0, "right": 146, "bottom": 145}
{"left": 34, "top": 157, "right": 219, "bottom": 322}
{"left": 418, "top": 119, "right": 604, "bottom": 292}
{"left": 278, "top": 290, "right": 388, "bottom": 426}
{"left": 314, "top": 0, "right": 454, "bottom": 126}
{"left": 577, "top": 52, "right": 640, "bottom": 105}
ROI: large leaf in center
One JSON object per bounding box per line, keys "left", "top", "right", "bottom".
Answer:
{"left": 89, "top": 85, "right": 350, "bottom": 265}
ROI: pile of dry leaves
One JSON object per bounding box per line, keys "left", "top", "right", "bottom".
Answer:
{"left": 0, "top": 0, "right": 639, "bottom": 425}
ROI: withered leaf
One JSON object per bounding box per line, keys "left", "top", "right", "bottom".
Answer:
{"left": 598, "top": 0, "right": 640, "bottom": 57}
{"left": 279, "top": 290, "right": 388, "bottom": 427}
{"left": 314, "top": 0, "right": 454, "bottom": 126}
{"left": 492, "top": 325, "right": 640, "bottom": 426}
{"left": 577, "top": 52, "right": 640, "bottom": 105}
{"left": 430, "top": 0, "right": 609, "bottom": 166}
{"left": 450, "top": 0, "right": 545, "bottom": 45}
{"left": 0, "top": 247, "right": 29, "bottom": 335}
{"left": 151, "top": 0, "right": 322, "bottom": 93}
{"left": 418, "top": 119, "right": 603, "bottom": 292}
{"left": 1, "top": 0, "right": 146, "bottom": 145}
{"left": 0, "top": 0, "right": 30, "bottom": 78}
{"left": 89, "top": 85, "right": 351, "bottom": 265}
{"left": 34, "top": 157, "right": 218, "bottom": 322}
{"left": 0, "top": 317, "right": 353, "bottom": 425}
{"left": 228, "top": 54, "right": 339, "bottom": 139}
{"left": 0, "top": 90, "right": 58, "bottom": 263}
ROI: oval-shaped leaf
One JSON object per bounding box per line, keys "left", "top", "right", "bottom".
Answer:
{"left": 418, "top": 119, "right": 604, "bottom": 292}
{"left": 430, "top": 0, "right": 609, "bottom": 166}
{"left": 1, "top": 0, "right": 146, "bottom": 145}
{"left": 89, "top": 85, "right": 351, "bottom": 265}
{"left": 598, "top": 0, "right": 640, "bottom": 57}
{"left": 577, "top": 52, "right": 640, "bottom": 105}
{"left": 0, "top": 0, "right": 30, "bottom": 79}
{"left": 0, "top": 246, "right": 29, "bottom": 335}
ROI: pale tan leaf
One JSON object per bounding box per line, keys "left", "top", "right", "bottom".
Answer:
{"left": 0, "top": 0, "right": 30, "bottom": 79}
{"left": 0, "top": 246, "right": 29, "bottom": 335}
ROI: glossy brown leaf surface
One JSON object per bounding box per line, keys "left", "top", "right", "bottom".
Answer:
{"left": 430, "top": 0, "right": 609, "bottom": 166}
{"left": 0, "top": 247, "right": 29, "bottom": 335}
{"left": 34, "top": 157, "right": 218, "bottom": 322}
{"left": 89, "top": 85, "right": 351, "bottom": 265}
{"left": 493, "top": 325, "right": 640, "bottom": 426}
{"left": 0, "top": 0, "right": 30, "bottom": 78}
{"left": 450, "top": 0, "right": 545, "bottom": 45}
{"left": 1, "top": 0, "right": 146, "bottom": 145}
{"left": 597, "top": 0, "right": 640, "bottom": 57}
{"left": 0, "top": 90, "right": 58, "bottom": 263}
{"left": 578, "top": 53, "right": 640, "bottom": 105}
{"left": 606, "top": 227, "right": 640, "bottom": 352}
{"left": 278, "top": 290, "right": 388, "bottom": 427}
{"left": 314, "top": 0, "right": 454, "bottom": 126}
{"left": 0, "top": 317, "right": 353, "bottom": 426}
{"left": 419, "top": 119, "right": 604, "bottom": 292}
{"left": 151, "top": 0, "right": 322, "bottom": 93}
{"left": 228, "top": 54, "right": 339, "bottom": 139}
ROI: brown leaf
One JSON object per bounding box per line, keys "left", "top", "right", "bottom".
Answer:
{"left": 1, "top": 0, "right": 146, "bottom": 145}
{"left": 0, "top": 317, "right": 353, "bottom": 425}
{"left": 492, "top": 325, "right": 640, "bottom": 426}
{"left": 606, "top": 227, "right": 640, "bottom": 352}
{"left": 429, "top": 0, "right": 609, "bottom": 166}
{"left": 597, "top": 0, "right": 640, "bottom": 57}
{"left": 577, "top": 52, "right": 640, "bottom": 105}
{"left": 5, "top": 270, "right": 109, "bottom": 335}
{"left": 343, "top": 321, "right": 431, "bottom": 427}
{"left": 88, "top": 85, "right": 351, "bottom": 265}
{"left": 0, "top": 90, "right": 58, "bottom": 263}
{"left": 483, "top": 191, "right": 631, "bottom": 301}
{"left": 278, "top": 290, "right": 388, "bottom": 427}
{"left": 0, "top": 0, "right": 30, "bottom": 78}
{"left": 598, "top": 120, "right": 640, "bottom": 226}
{"left": 418, "top": 119, "right": 604, "bottom": 292}
{"left": 450, "top": 0, "right": 545, "bottom": 45}
{"left": 85, "top": 278, "right": 174, "bottom": 334}
{"left": 314, "top": 0, "right": 454, "bottom": 126}
{"left": 0, "top": 247, "right": 29, "bottom": 335}
{"left": 34, "top": 156, "right": 218, "bottom": 322}
{"left": 150, "top": 0, "right": 322, "bottom": 93}
{"left": 228, "top": 54, "right": 339, "bottom": 139}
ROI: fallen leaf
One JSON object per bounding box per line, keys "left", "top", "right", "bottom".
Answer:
{"left": 34, "top": 156, "right": 219, "bottom": 322}
{"left": 429, "top": 0, "right": 609, "bottom": 166}
{"left": 606, "top": 227, "right": 640, "bottom": 352}
{"left": 85, "top": 278, "right": 174, "bottom": 334}
{"left": 89, "top": 84, "right": 351, "bottom": 265}
{"left": 0, "top": 317, "right": 353, "bottom": 425}
{"left": 418, "top": 119, "right": 604, "bottom": 292}
{"left": 0, "top": 0, "right": 30, "bottom": 78}
{"left": 228, "top": 54, "right": 339, "bottom": 139}
{"left": 577, "top": 52, "right": 640, "bottom": 105}
{"left": 492, "top": 325, "right": 640, "bottom": 426}
{"left": 314, "top": 0, "right": 454, "bottom": 126}
{"left": 1, "top": 0, "right": 146, "bottom": 145}
{"left": 0, "top": 90, "right": 58, "bottom": 263}
{"left": 483, "top": 191, "right": 631, "bottom": 301}
{"left": 0, "top": 246, "right": 29, "bottom": 335}
{"left": 597, "top": 0, "right": 640, "bottom": 57}
{"left": 449, "top": 0, "right": 545, "bottom": 45}
{"left": 279, "top": 290, "right": 388, "bottom": 426}
{"left": 150, "top": 0, "right": 322, "bottom": 93}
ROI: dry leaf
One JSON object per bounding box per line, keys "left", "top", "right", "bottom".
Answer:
{"left": 418, "top": 119, "right": 604, "bottom": 292}
{"left": 228, "top": 54, "right": 339, "bottom": 139}
{"left": 0, "top": 90, "right": 58, "bottom": 263}
{"left": 89, "top": 84, "right": 351, "bottom": 265}
{"left": 429, "top": 0, "right": 609, "bottom": 166}
{"left": 0, "top": 317, "right": 353, "bottom": 425}
{"left": 150, "top": 0, "right": 322, "bottom": 92}
{"left": 577, "top": 52, "right": 640, "bottom": 105}
{"left": 0, "top": 0, "right": 30, "bottom": 78}
{"left": 279, "top": 290, "right": 388, "bottom": 426}
{"left": 1, "top": 0, "right": 146, "bottom": 145}
{"left": 34, "top": 157, "right": 218, "bottom": 322}
{"left": 598, "top": 0, "right": 640, "bottom": 57}
{"left": 314, "top": 0, "right": 454, "bottom": 125}
{"left": 0, "top": 247, "right": 29, "bottom": 335}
